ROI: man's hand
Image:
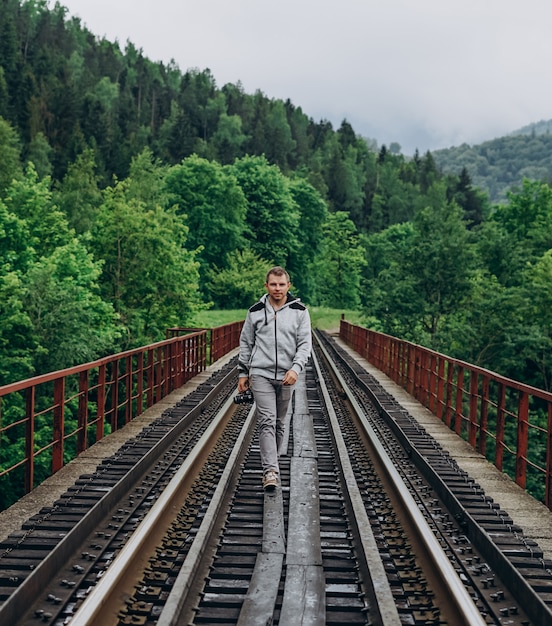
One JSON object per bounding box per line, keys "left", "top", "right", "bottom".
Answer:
{"left": 282, "top": 369, "right": 298, "bottom": 385}
{"left": 238, "top": 377, "right": 250, "bottom": 393}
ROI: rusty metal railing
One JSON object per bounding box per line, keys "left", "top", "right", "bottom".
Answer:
{"left": 0, "top": 330, "right": 211, "bottom": 509}
{"left": 210, "top": 321, "right": 244, "bottom": 363}
{"left": 340, "top": 320, "right": 552, "bottom": 510}
{"left": 166, "top": 320, "right": 244, "bottom": 365}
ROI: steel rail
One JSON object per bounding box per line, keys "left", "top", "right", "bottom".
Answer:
{"left": 324, "top": 329, "right": 552, "bottom": 626}
{"left": 314, "top": 333, "right": 488, "bottom": 626}
{"left": 311, "top": 346, "right": 402, "bottom": 626}
{"left": 0, "top": 366, "right": 237, "bottom": 626}
{"left": 71, "top": 394, "right": 256, "bottom": 625}
{"left": 157, "top": 401, "right": 257, "bottom": 626}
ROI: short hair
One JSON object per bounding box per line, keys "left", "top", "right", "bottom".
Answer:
{"left": 266, "top": 266, "right": 290, "bottom": 283}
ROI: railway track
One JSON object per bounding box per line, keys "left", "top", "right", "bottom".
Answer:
{"left": 0, "top": 332, "right": 550, "bottom": 625}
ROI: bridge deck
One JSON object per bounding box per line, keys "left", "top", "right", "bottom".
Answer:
{"left": 1, "top": 333, "right": 551, "bottom": 565}
{"left": 333, "top": 333, "right": 552, "bottom": 563}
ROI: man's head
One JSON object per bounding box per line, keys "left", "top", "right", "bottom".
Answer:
{"left": 266, "top": 266, "right": 290, "bottom": 284}
{"left": 265, "top": 266, "right": 291, "bottom": 306}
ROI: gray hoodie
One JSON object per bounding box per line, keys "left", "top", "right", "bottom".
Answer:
{"left": 238, "top": 293, "right": 312, "bottom": 381}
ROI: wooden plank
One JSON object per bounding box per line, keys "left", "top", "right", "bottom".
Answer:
{"left": 293, "top": 413, "right": 317, "bottom": 458}
{"left": 292, "top": 371, "right": 317, "bottom": 459}
{"left": 293, "top": 374, "right": 309, "bottom": 414}
{"left": 279, "top": 564, "right": 325, "bottom": 625}
{"left": 286, "top": 457, "right": 321, "bottom": 566}
{"left": 236, "top": 552, "right": 284, "bottom": 626}
{"left": 262, "top": 485, "right": 285, "bottom": 554}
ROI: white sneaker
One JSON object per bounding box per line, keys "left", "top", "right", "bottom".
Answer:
{"left": 262, "top": 470, "right": 278, "bottom": 491}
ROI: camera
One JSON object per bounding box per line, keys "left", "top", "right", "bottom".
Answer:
{"left": 234, "top": 389, "right": 254, "bottom": 404}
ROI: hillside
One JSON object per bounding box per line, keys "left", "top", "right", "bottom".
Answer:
{"left": 2, "top": 0, "right": 552, "bottom": 398}
{"left": 432, "top": 122, "right": 552, "bottom": 203}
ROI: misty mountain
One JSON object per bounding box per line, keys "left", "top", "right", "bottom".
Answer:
{"left": 432, "top": 120, "right": 552, "bottom": 203}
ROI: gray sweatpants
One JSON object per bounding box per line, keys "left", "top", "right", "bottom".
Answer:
{"left": 250, "top": 374, "right": 293, "bottom": 474}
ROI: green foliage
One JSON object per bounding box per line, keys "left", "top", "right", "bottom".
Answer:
{"left": 0, "top": 115, "right": 22, "bottom": 194}
{"left": 231, "top": 155, "right": 300, "bottom": 266}
{"left": 210, "top": 113, "right": 248, "bottom": 164}
{"left": 0, "top": 172, "right": 123, "bottom": 382}
{"left": 313, "top": 211, "right": 366, "bottom": 308}
{"left": 404, "top": 186, "right": 476, "bottom": 343}
{"left": 54, "top": 148, "right": 102, "bottom": 234}
{"left": 89, "top": 179, "right": 202, "bottom": 346}
{"left": 23, "top": 238, "right": 121, "bottom": 373}
{"left": 208, "top": 249, "right": 272, "bottom": 309}
{"left": 287, "top": 176, "right": 328, "bottom": 301}
{"left": 26, "top": 131, "right": 53, "bottom": 179}
{"left": 5, "top": 163, "right": 70, "bottom": 257}
{"left": 497, "top": 179, "right": 552, "bottom": 261}
{"left": 440, "top": 272, "right": 525, "bottom": 373}
{"left": 362, "top": 221, "right": 417, "bottom": 336}
{"left": 363, "top": 184, "right": 476, "bottom": 348}
{"left": 433, "top": 132, "right": 552, "bottom": 203}
{"left": 0, "top": 195, "right": 32, "bottom": 273}
{"left": 190, "top": 308, "right": 247, "bottom": 328}
{"left": 0, "top": 271, "right": 34, "bottom": 383}
{"left": 164, "top": 155, "right": 247, "bottom": 295}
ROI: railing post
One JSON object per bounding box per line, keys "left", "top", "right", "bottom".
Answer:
{"left": 154, "top": 347, "right": 162, "bottom": 403}
{"left": 111, "top": 361, "right": 119, "bottom": 432}
{"left": 25, "top": 387, "right": 35, "bottom": 494}
{"left": 516, "top": 391, "right": 529, "bottom": 490}
{"left": 420, "top": 350, "right": 429, "bottom": 407}
{"left": 414, "top": 348, "right": 422, "bottom": 401}
{"left": 210, "top": 327, "right": 217, "bottom": 365}
{"left": 161, "top": 345, "right": 169, "bottom": 398}
{"left": 97, "top": 364, "right": 106, "bottom": 441}
{"left": 176, "top": 337, "right": 184, "bottom": 386}
{"left": 136, "top": 352, "right": 144, "bottom": 415}
{"left": 468, "top": 370, "right": 479, "bottom": 448}
{"left": 479, "top": 376, "right": 489, "bottom": 457}
{"left": 166, "top": 342, "right": 174, "bottom": 392}
{"left": 146, "top": 348, "right": 154, "bottom": 408}
{"left": 455, "top": 365, "right": 464, "bottom": 436}
{"left": 78, "top": 371, "right": 89, "bottom": 453}
{"left": 406, "top": 345, "right": 415, "bottom": 395}
{"left": 445, "top": 362, "right": 454, "bottom": 428}
{"left": 428, "top": 353, "right": 437, "bottom": 413}
{"left": 546, "top": 402, "right": 552, "bottom": 508}
{"left": 495, "top": 382, "right": 506, "bottom": 472}
{"left": 52, "top": 378, "right": 64, "bottom": 474}
{"left": 125, "top": 355, "right": 133, "bottom": 424}
{"left": 201, "top": 332, "right": 207, "bottom": 371}
{"left": 436, "top": 357, "right": 445, "bottom": 420}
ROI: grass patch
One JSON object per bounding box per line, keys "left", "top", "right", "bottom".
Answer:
{"left": 190, "top": 309, "right": 247, "bottom": 328}
{"left": 191, "top": 307, "right": 364, "bottom": 331}
{"left": 309, "top": 307, "right": 364, "bottom": 331}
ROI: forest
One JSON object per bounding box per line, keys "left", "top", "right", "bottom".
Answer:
{"left": 433, "top": 129, "right": 552, "bottom": 203}
{"left": 1, "top": 0, "right": 552, "bottom": 402}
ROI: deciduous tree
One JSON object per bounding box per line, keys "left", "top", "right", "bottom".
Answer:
{"left": 313, "top": 211, "right": 366, "bottom": 308}
{"left": 207, "top": 249, "right": 271, "bottom": 309}
{"left": 231, "top": 155, "right": 299, "bottom": 267}
{"left": 164, "top": 155, "right": 246, "bottom": 297}
{"left": 89, "top": 180, "right": 201, "bottom": 345}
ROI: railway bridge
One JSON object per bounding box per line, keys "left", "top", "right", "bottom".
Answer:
{"left": 0, "top": 321, "right": 551, "bottom": 625}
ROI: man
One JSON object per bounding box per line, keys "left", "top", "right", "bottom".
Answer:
{"left": 237, "top": 266, "right": 312, "bottom": 490}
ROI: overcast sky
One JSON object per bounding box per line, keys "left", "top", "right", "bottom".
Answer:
{"left": 58, "top": 0, "right": 552, "bottom": 155}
